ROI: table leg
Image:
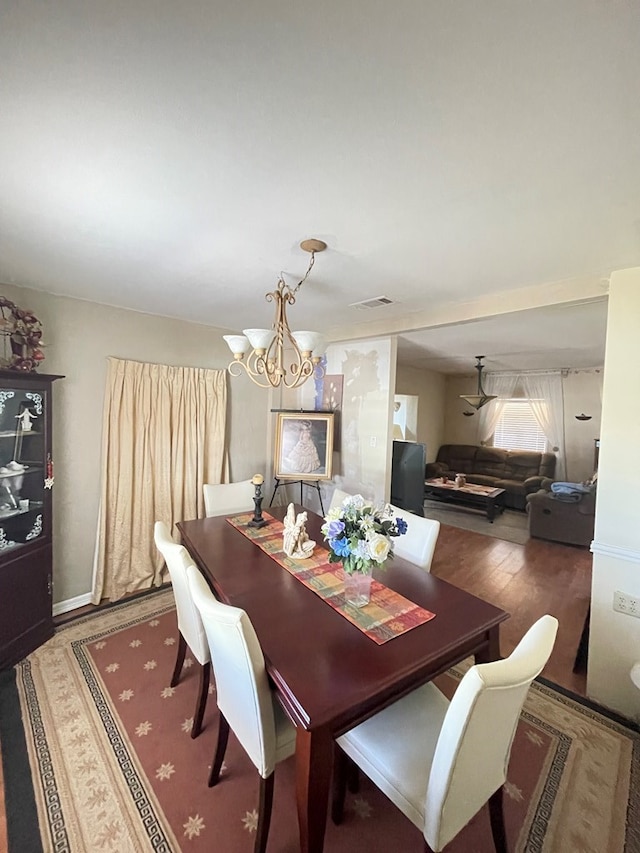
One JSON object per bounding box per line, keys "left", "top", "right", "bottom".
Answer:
{"left": 475, "top": 625, "right": 502, "bottom": 664}
{"left": 295, "top": 726, "right": 333, "bottom": 853}
{"left": 487, "top": 498, "right": 496, "bottom": 522}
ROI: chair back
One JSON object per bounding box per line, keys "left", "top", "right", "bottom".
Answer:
{"left": 424, "top": 614, "right": 558, "bottom": 851}
{"left": 203, "top": 480, "right": 255, "bottom": 517}
{"left": 153, "top": 522, "right": 209, "bottom": 665}
{"left": 329, "top": 488, "right": 352, "bottom": 512}
{"left": 187, "top": 565, "right": 278, "bottom": 779}
{"left": 389, "top": 505, "right": 440, "bottom": 572}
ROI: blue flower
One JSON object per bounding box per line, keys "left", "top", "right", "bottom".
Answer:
{"left": 326, "top": 519, "right": 345, "bottom": 539}
{"left": 395, "top": 517, "right": 408, "bottom": 535}
{"left": 331, "top": 536, "right": 352, "bottom": 558}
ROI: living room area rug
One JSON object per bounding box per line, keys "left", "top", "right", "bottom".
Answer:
{"left": 1, "top": 589, "right": 639, "bottom": 852}
{"left": 423, "top": 498, "right": 530, "bottom": 545}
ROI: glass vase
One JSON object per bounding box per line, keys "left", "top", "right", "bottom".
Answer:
{"left": 343, "top": 563, "right": 374, "bottom": 608}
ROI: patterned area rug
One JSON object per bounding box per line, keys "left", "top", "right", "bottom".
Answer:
{"left": 2, "top": 589, "right": 639, "bottom": 852}
{"left": 423, "top": 498, "right": 530, "bottom": 545}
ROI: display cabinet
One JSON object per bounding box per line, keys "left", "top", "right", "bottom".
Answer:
{"left": 0, "top": 370, "right": 63, "bottom": 669}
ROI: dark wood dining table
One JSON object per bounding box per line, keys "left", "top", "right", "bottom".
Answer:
{"left": 178, "top": 506, "right": 509, "bottom": 853}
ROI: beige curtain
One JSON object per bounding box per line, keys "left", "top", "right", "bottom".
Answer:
{"left": 92, "top": 358, "right": 227, "bottom": 603}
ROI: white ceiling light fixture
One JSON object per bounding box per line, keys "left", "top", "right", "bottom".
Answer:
{"left": 459, "top": 355, "right": 498, "bottom": 411}
{"left": 223, "top": 239, "right": 327, "bottom": 389}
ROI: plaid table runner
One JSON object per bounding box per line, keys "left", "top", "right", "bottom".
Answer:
{"left": 227, "top": 512, "right": 435, "bottom": 644}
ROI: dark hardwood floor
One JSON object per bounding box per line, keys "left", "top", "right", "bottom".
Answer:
{"left": 431, "top": 522, "right": 591, "bottom": 695}
{"left": 0, "top": 521, "right": 591, "bottom": 844}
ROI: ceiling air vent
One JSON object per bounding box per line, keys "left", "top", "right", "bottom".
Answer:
{"left": 349, "top": 296, "right": 395, "bottom": 310}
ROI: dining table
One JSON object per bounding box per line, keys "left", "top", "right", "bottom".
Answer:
{"left": 177, "top": 505, "right": 509, "bottom": 853}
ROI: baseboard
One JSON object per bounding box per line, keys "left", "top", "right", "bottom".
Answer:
{"left": 591, "top": 540, "right": 640, "bottom": 564}
{"left": 52, "top": 592, "right": 93, "bottom": 616}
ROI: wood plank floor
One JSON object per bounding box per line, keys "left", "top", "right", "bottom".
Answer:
{"left": 0, "top": 522, "right": 591, "bottom": 845}
{"left": 431, "top": 522, "right": 591, "bottom": 695}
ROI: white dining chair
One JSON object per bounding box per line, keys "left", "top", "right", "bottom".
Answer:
{"left": 203, "top": 480, "right": 255, "bottom": 517}
{"left": 389, "top": 504, "right": 440, "bottom": 572}
{"left": 187, "top": 565, "right": 296, "bottom": 853}
{"left": 333, "top": 614, "right": 559, "bottom": 852}
{"left": 153, "top": 522, "right": 211, "bottom": 738}
{"left": 329, "top": 487, "right": 352, "bottom": 511}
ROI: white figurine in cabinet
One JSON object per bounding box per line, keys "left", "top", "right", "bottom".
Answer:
{"left": 15, "top": 407, "right": 37, "bottom": 431}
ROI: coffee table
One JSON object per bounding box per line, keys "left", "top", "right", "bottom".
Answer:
{"left": 424, "top": 478, "right": 506, "bottom": 522}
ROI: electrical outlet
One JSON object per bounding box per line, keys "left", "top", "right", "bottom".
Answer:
{"left": 613, "top": 590, "right": 640, "bottom": 618}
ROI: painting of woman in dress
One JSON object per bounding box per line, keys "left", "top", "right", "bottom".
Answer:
{"left": 274, "top": 413, "right": 334, "bottom": 480}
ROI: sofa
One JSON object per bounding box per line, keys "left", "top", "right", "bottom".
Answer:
{"left": 425, "top": 444, "right": 556, "bottom": 510}
{"left": 526, "top": 479, "right": 596, "bottom": 547}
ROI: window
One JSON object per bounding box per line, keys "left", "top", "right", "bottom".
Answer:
{"left": 493, "top": 400, "right": 548, "bottom": 452}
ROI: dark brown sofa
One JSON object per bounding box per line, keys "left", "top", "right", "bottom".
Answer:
{"left": 425, "top": 444, "right": 556, "bottom": 510}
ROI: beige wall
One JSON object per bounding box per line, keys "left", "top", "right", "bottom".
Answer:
{"left": 394, "top": 364, "right": 446, "bottom": 462}
{"left": 588, "top": 268, "right": 640, "bottom": 720}
{"left": 0, "top": 284, "right": 269, "bottom": 605}
{"left": 562, "top": 370, "right": 603, "bottom": 481}
{"left": 442, "top": 375, "right": 482, "bottom": 445}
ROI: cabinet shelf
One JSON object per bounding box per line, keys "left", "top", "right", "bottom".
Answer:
{"left": 0, "top": 430, "right": 42, "bottom": 439}
{"left": 0, "top": 466, "right": 43, "bottom": 479}
{"left": 0, "top": 501, "right": 43, "bottom": 521}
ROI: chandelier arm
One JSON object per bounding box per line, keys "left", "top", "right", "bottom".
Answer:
{"left": 282, "top": 358, "right": 324, "bottom": 389}
{"left": 247, "top": 350, "right": 276, "bottom": 378}
{"left": 228, "top": 360, "right": 246, "bottom": 378}
{"left": 227, "top": 357, "right": 277, "bottom": 389}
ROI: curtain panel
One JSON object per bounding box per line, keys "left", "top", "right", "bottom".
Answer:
{"left": 478, "top": 369, "right": 566, "bottom": 479}
{"left": 478, "top": 373, "right": 519, "bottom": 444}
{"left": 520, "top": 372, "right": 566, "bottom": 479}
{"left": 92, "top": 358, "right": 227, "bottom": 603}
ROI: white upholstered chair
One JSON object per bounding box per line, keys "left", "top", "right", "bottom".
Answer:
{"left": 153, "top": 522, "right": 211, "bottom": 739}
{"left": 333, "top": 615, "right": 559, "bottom": 853}
{"left": 390, "top": 504, "right": 440, "bottom": 572}
{"left": 203, "top": 480, "right": 255, "bottom": 517}
{"left": 187, "top": 565, "right": 297, "bottom": 853}
{"left": 329, "top": 487, "right": 352, "bottom": 512}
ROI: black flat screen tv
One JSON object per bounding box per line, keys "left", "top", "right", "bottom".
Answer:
{"left": 391, "top": 440, "right": 426, "bottom": 516}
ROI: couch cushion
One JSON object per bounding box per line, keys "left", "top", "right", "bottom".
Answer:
{"left": 436, "top": 444, "right": 478, "bottom": 475}
{"left": 466, "top": 474, "right": 500, "bottom": 488}
{"left": 473, "top": 447, "right": 507, "bottom": 478}
{"left": 538, "top": 452, "right": 556, "bottom": 479}
{"left": 503, "top": 450, "right": 546, "bottom": 481}
{"left": 495, "top": 479, "right": 527, "bottom": 497}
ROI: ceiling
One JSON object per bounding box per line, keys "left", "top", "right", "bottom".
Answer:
{"left": 397, "top": 298, "right": 609, "bottom": 374}
{"left": 0, "top": 2, "right": 636, "bottom": 371}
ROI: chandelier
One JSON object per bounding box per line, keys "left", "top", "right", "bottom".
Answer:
{"left": 459, "top": 356, "right": 497, "bottom": 411}
{"left": 223, "top": 239, "right": 327, "bottom": 389}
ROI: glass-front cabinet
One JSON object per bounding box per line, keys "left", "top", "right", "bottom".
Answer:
{"left": 0, "top": 370, "right": 63, "bottom": 669}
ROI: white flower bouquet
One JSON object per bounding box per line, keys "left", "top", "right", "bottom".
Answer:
{"left": 321, "top": 494, "right": 407, "bottom": 574}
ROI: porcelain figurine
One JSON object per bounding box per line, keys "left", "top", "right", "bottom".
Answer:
{"left": 283, "top": 503, "right": 315, "bottom": 558}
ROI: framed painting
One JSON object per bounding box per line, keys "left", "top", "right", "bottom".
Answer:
{"left": 274, "top": 412, "right": 334, "bottom": 480}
